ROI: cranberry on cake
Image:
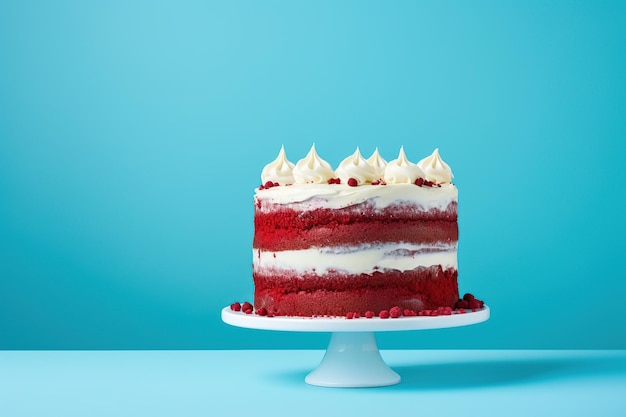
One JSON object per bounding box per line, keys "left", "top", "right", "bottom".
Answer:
{"left": 252, "top": 145, "right": 459, "bottom": 317}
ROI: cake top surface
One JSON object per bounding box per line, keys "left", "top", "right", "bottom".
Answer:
{"left": 260, "top": 146, "right": 454, "bottom": 188}
{"left": 256, "top": 146, "right": 457, "bottom": 209}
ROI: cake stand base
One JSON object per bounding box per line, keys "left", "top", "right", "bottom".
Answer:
{"left": 222, "top": 306, "right": 489, "bottom": 388}
{"left": 305, "top": 332, "right": 400, "bottom": 387}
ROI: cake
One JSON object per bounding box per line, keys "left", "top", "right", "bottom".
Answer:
{"left": 252, "top": 145, "right": 461, "bottom": 317}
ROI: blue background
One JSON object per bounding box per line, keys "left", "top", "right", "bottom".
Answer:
{"left": 1, "top": 0, "right": 624, "bottom": 350}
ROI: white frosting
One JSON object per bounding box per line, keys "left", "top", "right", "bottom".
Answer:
{"left": 292, "top": 144, "right": 335, "bottom": 184}
{"left": 335, "top": 148, "right": 377, "bottom": 185}
{"left": 256, "top": 146, "right": 457, "bottom": 210}
{"left": 261, "top": 145, "right": 295, "bottom": 185}
{"left": 383, "top": 147, "right": 426, "bottom": 184}
{"left": 255, "top": 182, "right": 457, "bottom": 211}
{"left": 253, "top": 242, "right": 457, "bottom": 276}
{"left": 366, "top": 148, "right": 387, "bottom": 180}
{"left": 417, "top": 148, "right": 454, "bottom": 184}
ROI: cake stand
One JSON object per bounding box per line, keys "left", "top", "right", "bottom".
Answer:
{"left": 222, "top": 305, "right": 489, "bottom": 388}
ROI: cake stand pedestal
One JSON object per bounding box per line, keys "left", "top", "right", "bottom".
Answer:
{"left": 222, "top": 306, "right": 489, "bottom": 388}
{"left": 304, "top": 331, "right": 400, "bottom": 387}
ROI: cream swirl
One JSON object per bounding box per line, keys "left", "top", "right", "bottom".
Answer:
{"left": 383, "top": 146, "right": 425, "bottom": 184}
{"left": 335, "top": 147, "right": 377, "bottom": 185}
{"left": 417, "top": 148, "right": 453, "bottom": 184}
{"left": 293, "top": 144, "right": 335, "bottom": 184}
{"left": 366, "top": 148, "right": 387, "bottom": 180}
{"left": 261, "top": 145, "right": 295, "bottom": 185}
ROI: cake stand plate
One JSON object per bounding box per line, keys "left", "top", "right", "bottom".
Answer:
{"left": 221, "top": 306, "right": 489, "bottom": 388}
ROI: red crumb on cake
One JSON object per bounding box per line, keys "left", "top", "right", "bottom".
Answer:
{"left": 389, "top": 306, "right": 402, "bottom": 318}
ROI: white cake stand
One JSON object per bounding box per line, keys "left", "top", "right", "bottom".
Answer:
{"left": 222, "top": 305, "right": 489, "bottom": 388}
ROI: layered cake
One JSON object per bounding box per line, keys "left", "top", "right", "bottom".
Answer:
{"left": 252, "top": 145, "right": 460, "bottom": 317}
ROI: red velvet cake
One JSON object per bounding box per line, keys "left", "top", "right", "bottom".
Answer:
{"left": 253, "top": 145, "right": 459, "bottom": 317}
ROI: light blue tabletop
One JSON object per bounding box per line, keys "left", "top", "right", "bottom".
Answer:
{"left": 1, "top": 350, "right": 625, "bottom": 417}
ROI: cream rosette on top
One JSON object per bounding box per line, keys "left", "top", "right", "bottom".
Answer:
{"left": 335, "top": 148, "right": 378, "bottom": 185}
{"left": 383, "top": 147, "right": 426, "bottom": 184}
{"left": 417, "top": 148, "right": 454, "bottom": 184}
{"left": 293, "top": 144, "right": 335, "bottom": 184}
{"left": 366, "top": 148, "right": 388, "bottom": 182}
{"left": 261, "top": 145, "right": 295, "bottom": 185}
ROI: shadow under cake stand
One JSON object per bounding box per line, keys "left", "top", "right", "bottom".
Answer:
{"left": 221, "top": 305, "right": 490, "bottom": 388}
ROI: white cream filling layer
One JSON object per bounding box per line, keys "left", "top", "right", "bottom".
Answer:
{"left": 253, "top": 242, "right": 457, "bottom": 276}
{"left": 255, "top": 183, "right": 457, "bottom": 211}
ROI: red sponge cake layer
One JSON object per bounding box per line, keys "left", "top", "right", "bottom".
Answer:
{"left": 254, "top": 266, "right": 459, "bottom": 316}
{"left": 254, "top": 203, "right": 457, "bottom": 251}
